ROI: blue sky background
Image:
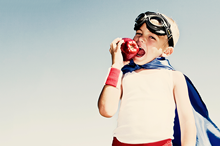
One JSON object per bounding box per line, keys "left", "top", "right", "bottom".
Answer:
{"left": 0, "top": 0, "right": 220, "bottom": 146}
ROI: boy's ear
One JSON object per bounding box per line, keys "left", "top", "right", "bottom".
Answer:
{"left": 161, "top": 47, "right": 174, "bottom": 57}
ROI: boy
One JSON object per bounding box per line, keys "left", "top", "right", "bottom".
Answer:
{"left": 98, "top": 11, "right": 219, "bottom": 146}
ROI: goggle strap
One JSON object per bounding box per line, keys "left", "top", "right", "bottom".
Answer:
{"left": 166, "top": 28, "right": 172, "bottom": 38}
{"left": 168, "top": 36, "right": 174, "bottom": 47}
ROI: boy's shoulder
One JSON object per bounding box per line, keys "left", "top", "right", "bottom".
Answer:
{"left": 172, "top": 70, "right": 186, "bottom": 87}
{"left": 172, "top": 70, "right": 184, "bottom": 76}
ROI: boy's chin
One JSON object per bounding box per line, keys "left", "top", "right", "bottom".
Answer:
{"left": 133, "top": 58, "right": 148, "bottom": 65}
{"left": 133, "top": 56, "right": 155, "bottom": 65}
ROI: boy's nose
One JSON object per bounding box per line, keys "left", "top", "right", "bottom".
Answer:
{"left": 137, "top": 37, "right": 145, "bottom": 44}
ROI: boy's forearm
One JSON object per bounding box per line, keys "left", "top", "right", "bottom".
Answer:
{"left": 98, "top": 65, "right": 123, "bottom": 118}
{"left": 98, "top": 84, "right": 122, "bottom": 118}
{"left": 180, "top": 120, "right": 197, "bottom": 146}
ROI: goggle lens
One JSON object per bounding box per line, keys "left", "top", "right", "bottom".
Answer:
{"left": 135, "top": 13, "right": 146, "bottom": 26}
{"left": 149, "top": 16, "right": 164, "bottom": 27}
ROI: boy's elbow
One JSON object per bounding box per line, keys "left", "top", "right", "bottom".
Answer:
{"left": 98, "top": 105, "right": 116, "bottom": 118}
{"left": 100, "top": 112, "right": 114, "bottom": 118}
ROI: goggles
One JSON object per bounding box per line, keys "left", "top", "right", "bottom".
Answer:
{"left": 134, "top": 11, "right": 174, "bottom": 47}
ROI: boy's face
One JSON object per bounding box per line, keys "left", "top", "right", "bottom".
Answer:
{"left": 133, "top": 23, "right": 169, "bottom": 65}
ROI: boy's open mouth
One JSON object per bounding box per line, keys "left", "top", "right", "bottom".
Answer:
{"left": 136, "top": 48, "right": 145, "bottom": 57}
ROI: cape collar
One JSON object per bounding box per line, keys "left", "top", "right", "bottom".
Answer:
{"left": 121, "top": 57, "right": 174, "bottom": 74}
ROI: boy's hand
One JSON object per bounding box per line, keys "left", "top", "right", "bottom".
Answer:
{"left": 109, "top": 38, "right": 130, "bottom": 69}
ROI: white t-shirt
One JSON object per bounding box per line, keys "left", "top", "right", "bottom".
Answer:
{"left": 113, "top": 69, "right": 176, "bottom": 144}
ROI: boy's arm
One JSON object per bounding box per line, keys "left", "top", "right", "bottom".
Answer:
{"left": 173, "top": 71, "right": 197, "bottom": 146}
{"left": 98, "top": 80, "right": 122, "bottom": 118}
{"left": 98, "top": 38, "right": 128, "bottom": 118}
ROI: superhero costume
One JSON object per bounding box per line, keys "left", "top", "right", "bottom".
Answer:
{"left": 122, "top": 57, "right": 220, "bottom": 146}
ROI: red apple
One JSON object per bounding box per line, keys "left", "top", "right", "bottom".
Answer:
{"left": 120, "top": 38, "right": 139, "bottom": 61}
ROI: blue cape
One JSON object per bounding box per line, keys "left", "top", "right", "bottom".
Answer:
{"left": 122, "top": 58, "right": 220, "bottom": 146}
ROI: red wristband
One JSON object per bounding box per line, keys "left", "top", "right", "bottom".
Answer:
{"left": 105, "top": 68, "right": 122, "bottom": 88}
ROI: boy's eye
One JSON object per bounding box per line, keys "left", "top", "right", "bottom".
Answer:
{"left": 136, "top": 32, "right": 142, "bottom": 36}
{"left": 150, "top": 36, "right": 156, "bottom": 40}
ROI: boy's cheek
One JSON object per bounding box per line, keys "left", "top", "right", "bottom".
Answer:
{"left": 133, "top": 36, "right": 138, "bottom": 42}
{"left": 152, "top": 47, "right": 163, "bottom": 53}
{"left": 133, "top": 35, "right": 141, "bottom": 42}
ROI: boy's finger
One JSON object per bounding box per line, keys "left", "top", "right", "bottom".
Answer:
{"left": 110, "top": 38, "right": 122, "bottom": 50}
{"left": 110, "top": 38, "right": 120, "bottom": 46}
{"left": 123, "top": 60, "right": 130, "bottom": 65}
{"left": 115, "top": 39, "right": 124, "bottom": 52}
{"left": 113, "top": 38, "right": 122, "bottom": 44}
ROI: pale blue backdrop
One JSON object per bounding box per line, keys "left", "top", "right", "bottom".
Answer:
{"left": 0, "top": 0, "right": 219, "bottom": 146}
